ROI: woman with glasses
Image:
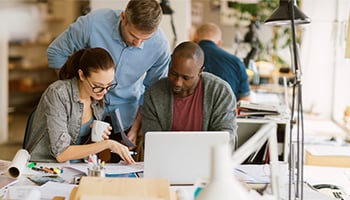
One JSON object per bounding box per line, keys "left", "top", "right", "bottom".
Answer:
{"left": 47, "top": 0, "right": 171, "bottom": 163}
{"left": 25, "top": 47, "right": 135, "bottom": 164}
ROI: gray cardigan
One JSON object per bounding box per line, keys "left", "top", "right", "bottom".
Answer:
{"left": 142, "top": 72, "right": 237, "bottom": 148}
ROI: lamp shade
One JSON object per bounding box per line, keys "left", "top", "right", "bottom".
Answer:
{"left": 265, "top": 0, "right": 311, "bottom": 25}
{"left": 196, "top": 144, "right": 252, "bottom": 200}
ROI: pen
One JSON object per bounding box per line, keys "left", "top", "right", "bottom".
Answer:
{"left": 31, "top": 166, "right": 57, "bottom": 174}
{"left": 51, "top": 167, "right": 62, "bottom": 174}
{"left": 31, "top": 166, "right": 46, "bottom": 173}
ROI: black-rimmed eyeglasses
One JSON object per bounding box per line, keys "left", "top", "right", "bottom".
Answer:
{"left": 86, "top": 77, "right": 117, "bottom": 93}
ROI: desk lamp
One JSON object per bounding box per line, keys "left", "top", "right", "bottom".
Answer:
{"left": 160, "top": 0, "right": 177, "bottom": 49}
{"left": 196, "top": 122, "right": 279, "bottom": 200}
{"left": 264, "top": 0, "right": 310, "bottom": 199}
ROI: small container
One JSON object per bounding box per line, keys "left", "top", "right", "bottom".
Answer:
{"left": 87, "top": 168, "right": 105, "bottom": 177}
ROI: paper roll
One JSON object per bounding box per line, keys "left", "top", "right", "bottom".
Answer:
{"left": 7, "top": 149, "right": 30, "bottom": 178}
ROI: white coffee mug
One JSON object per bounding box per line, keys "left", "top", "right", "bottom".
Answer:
{"left": 91, "top": 120, "right": 110, "bottom": 142}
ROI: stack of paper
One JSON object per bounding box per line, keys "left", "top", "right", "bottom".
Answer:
{"left": 0, "top": 176, "right": 18, "bottom": 198}
{"left": 237, "top": 100, "right": 280, "bottom": 117}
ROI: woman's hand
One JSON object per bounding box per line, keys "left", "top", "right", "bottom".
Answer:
{"left": 109, "top": 140, "right": 135, "bottom": 164}
{"left": 102, "top": 125, "right": 113, "bottom": 140}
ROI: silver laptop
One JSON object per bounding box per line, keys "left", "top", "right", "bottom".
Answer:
{"left": 143, "top": 131, "right": 230, "bottom": 185}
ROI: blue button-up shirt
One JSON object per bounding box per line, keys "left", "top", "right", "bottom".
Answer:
{"left": 47, "top": 8, "right": 171, "bottom": 131}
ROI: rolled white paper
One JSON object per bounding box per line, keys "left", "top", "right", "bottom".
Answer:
{"left": 7, "top": 149, "right": 30, "bottom": 178}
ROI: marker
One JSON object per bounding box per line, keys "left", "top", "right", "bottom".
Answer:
{"left": 42, "top": 167, "right": 55, "bottom": 174}
{"left": 51, "top": 167, "right": 62, "bottom": 174}
{"left": 27, "top": 162, "right": 36, "bottom": 169}
{"left": 129, "top": 151, "right": 137, "bottom": 156}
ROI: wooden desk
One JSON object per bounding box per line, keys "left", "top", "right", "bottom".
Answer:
{"left": 304, "top": 116, "right": 350, "bottom": 168}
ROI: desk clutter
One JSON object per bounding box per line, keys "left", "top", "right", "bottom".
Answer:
{"left": 237, "top": 100, "right": 281, "bottom": 118}
{"left": 1, "top": 148, "right": 348, "bottom": 200}
{"left": 0, "top": 149, "right": 144, "bottom": 199}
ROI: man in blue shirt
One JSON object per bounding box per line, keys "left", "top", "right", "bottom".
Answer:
{"left": 46, "top": 0, "right": 171, "bottom": 160}
{"left": 194, "top": 22, "right": 251, "bottom": 101}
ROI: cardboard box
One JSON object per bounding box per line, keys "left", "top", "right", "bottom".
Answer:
{"left": 305, "top": 145, "right": 350, "bottom": 168}
{"left": 69, "top": 177, "right": 175, "bottom": 200}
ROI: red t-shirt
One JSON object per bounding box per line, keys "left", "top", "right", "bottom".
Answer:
{"left": 172, "top": 80, "right": 203, "bottom": 131}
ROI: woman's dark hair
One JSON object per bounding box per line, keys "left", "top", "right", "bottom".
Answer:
{"left": 59, "top": 47, "right": 115, "bottom": 80}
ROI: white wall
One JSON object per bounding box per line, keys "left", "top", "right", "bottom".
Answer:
{"left": 0, "top": 21, "right": 9, "bottom": 144}
{"left": 301, "top": 0, "right": 350, "bottom": 119}
{"left": 300, "top": 0, "right": 336, "bottom": 116}
{"left": 331, "top": 0, "right": 350, "bottom": 124}
{"left": 159, "top": 0, "right": 192, "bottom": 49}
{"left": 90, "top": 0, "right": 191, "bottom": 50}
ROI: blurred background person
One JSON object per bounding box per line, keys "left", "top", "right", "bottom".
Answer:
{"left": 194, "top": 22, "right": 251, "bottom": 101}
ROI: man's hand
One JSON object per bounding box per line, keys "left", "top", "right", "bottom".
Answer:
{"left": 127, "top": 129, "right": 137, "bottom": 150}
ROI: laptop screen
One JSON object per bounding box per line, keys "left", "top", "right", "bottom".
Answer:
{"left": 143, "top": 131, "right": 230, "bottom": 185}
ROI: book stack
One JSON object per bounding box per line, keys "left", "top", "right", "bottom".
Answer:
{"left": 237, "top": 100, "right": 280, "bottom": 117}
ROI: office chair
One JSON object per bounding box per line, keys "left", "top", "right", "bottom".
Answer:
{"left": 22, "top": 106, "right": 37, "bottom": 150}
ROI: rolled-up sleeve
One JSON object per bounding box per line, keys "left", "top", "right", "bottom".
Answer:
{"left": 43, "top": 86, "right": 72, "bottom": 157}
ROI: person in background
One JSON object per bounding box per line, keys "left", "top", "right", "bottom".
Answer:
{"left": 142, "top": 41, "right": 237, "bottom": 150}
{"left": 194, "top": 22, "right": 251, "bottom": 101}
{"left": 46, "top": 0, "right": 171, "bottom": 161}
{"left": 26, "top": 48, "right": 135, "bottom": 164}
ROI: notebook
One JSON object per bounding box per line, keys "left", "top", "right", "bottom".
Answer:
{"left": 143, "top": 131, "right": 230, "bottom": 185}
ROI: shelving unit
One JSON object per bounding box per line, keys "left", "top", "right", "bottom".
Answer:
{"left": 8, "top": 0, "right": 84, "bottom": 111}
{"left": 0, "top": 0, "right": 87, "bottom": 143}
{"left": 9, "top": 41, "right": 57, "bottom": 110}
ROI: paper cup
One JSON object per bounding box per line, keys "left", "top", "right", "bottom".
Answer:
{"left": 91, "top": 120, "right": 110, "bottom": 142}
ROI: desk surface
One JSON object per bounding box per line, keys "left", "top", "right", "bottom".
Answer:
{"left": 1, "top": 162, "right": 349, "bottom": 200}
{"left": 1, "top": 162, "right": 144, "bottom": 200}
